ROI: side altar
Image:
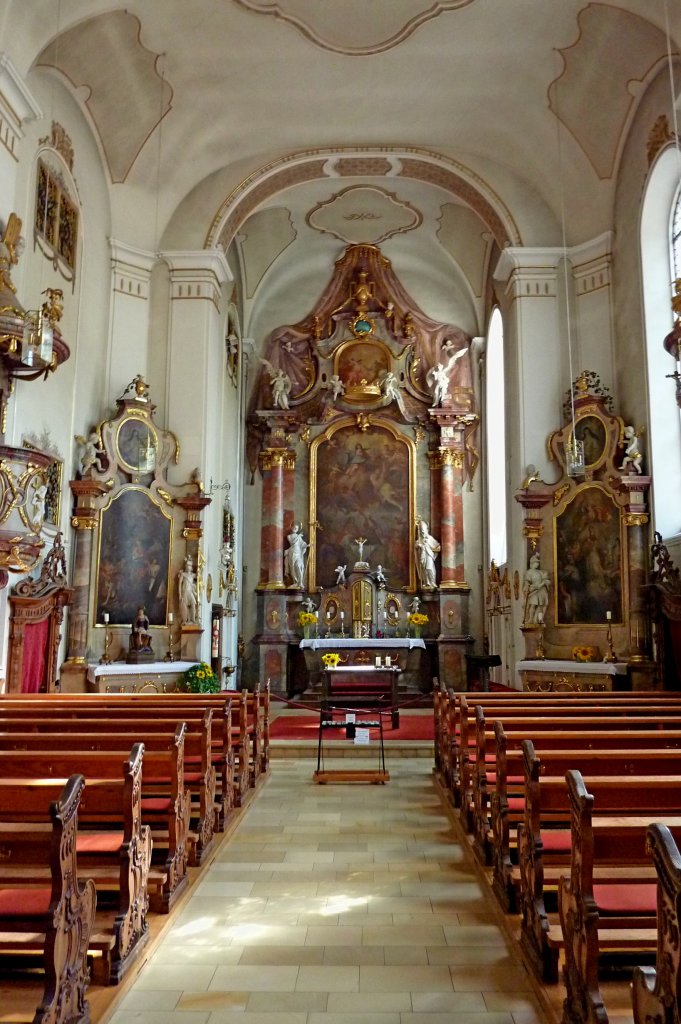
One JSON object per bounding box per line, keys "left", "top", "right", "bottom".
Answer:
{"left": 248, "top": 244, "right": 478, "bottom": 694}
{"left": 85, "top": 660, "right": 196, "bottom": 693}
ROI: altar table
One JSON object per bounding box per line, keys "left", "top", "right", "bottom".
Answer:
{"left": 322, "top": 664, "right": 401, "bottom": 728}
{"left": 86, "top": 660, "right": 196, "bottom": 693}
{"left": 516, "top": 659, "right": 630, "bottom": 693}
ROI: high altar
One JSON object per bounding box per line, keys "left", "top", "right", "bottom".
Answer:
{"left": 248, "top": 245, "right": 479, "bottom": 693}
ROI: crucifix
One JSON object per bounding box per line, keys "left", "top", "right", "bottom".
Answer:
{"left": 355, "top": 536, "right": 367, "bottom": 562}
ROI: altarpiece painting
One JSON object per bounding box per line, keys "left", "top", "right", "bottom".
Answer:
{"left": 95, "top": 486, "right": 172, "bottom": 626}
{"left": 555, "top": 485, "right": 623, "bottom": 625}
{"left": 311, "top": 422, "right": 413, "bottom": 590}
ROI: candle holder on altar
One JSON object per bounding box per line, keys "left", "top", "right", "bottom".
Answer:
{"left": 340, "top": 615, "right": 346, "bottom": 639}
{"left": 100, "top": 622, "right": 113, "bottom": 665}
{"left": 164, "top": 626, "right": 177, "bottom": 663}
{"left": 603, "top": 620, "right": 617, "bottom": 663}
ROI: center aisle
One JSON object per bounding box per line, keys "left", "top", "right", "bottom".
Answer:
{"left": 108, "top": 760, "right": 548, "bottom": 1024}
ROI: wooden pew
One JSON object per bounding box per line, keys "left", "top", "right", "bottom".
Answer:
{"left": 507, "top": 740, "right": 681, "bottom": 981}
{"left": 0, "top": 774, "right": 96, "bottom": 1024}
{"left": 0, "top": 710, "right": 217, "bottom": 865}
{"left": 469, "top": 705, "right": 681, "bottom": 856}
{"left": 448, "top": 692, "right": 681, "bottom": 811}
{"left": 558, "top": 770, "right": 681, "bottom": 1024}
{"left": 0, "top": 691, "right": 243, "bottom": 818}
{"left": 632, "top": 823, "right": 681, "bottom": 1024}
{"left": 0, "top": 744, "right": 151, "bottom": 984}
{"left": 0, "top": 736, "right": 190, "bottom": 912}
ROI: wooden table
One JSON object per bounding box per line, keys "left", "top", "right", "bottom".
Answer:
{"left": 322, "top": 665, "right": 401, "bottom": 729}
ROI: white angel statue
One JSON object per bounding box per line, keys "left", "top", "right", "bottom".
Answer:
{"left": 425, "top": 341, "right": 467, "bottom": 408}
{"left": 260, "top": 358, "right": 292, "bottom": 409}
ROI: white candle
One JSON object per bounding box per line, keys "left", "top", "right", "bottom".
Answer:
{"left": 375, "top": 656, "right": 381, "bottom": 668}
{"left": 340, "top": 611, "right": 345, "bottom": 620}
{"left": 168, "top": 612, "right": 174, "bottom": 624}
{"left": 103, "top": 612, "right": 109, "bottom": 624}
{"left": 606, "top": 611, "right": 612, "bottom": 621}
{"left": 327, "top": 610, "right": 331, "bottom": 620}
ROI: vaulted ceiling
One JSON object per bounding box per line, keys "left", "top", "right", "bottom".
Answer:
{"left": 5, "top": 0, "right": 679, "bottom": 339}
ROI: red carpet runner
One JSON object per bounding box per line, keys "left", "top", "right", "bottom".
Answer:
{"left": 270, "top": 712, "right": 434, "bottom": 742}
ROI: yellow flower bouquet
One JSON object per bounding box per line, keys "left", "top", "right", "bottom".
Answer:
{"left": 407, "top": 612, "right": 429, "bottom": 627}
{"left": 572, "top": 645, "right": 598, "bottom": 663}
{"left": 298, "top": 611, "right": 317, "bottom": 627}
{"left": 321, "top": 652, "right": 341, "bottom": 668}
{"left": 180, "top": 662, "right": 220, "bottom": 693}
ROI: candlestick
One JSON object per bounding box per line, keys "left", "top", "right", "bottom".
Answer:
{"left": 103, "top": 611, "right": 109, "bottom": 624}
{"left": 168, "top": 611, "right": 174, "bottom": 624}
{"left": 603, "top": 620, "right": 617, "bottom": 663}
{"left": 100, "top": 615, "right": 112, "bottom": 665}
{"left": 606, "top": 610, "right": 612, "bottom": 621}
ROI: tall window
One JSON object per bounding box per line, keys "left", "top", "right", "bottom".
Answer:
{"left": 485, "top": 308, "right": 507, "bottom": 564}
{"left": 641, "top": 147, "right": 681, "bottom": 541}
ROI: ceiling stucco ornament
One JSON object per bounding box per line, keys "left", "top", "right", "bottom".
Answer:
{"left": 208, "top": 147, "right": 521, "bottom": 251}
{"left": 307, "top": 186, "right": 422, "bottom": 245}
{"left": 231, "top": 0, "right": 477, "bottom": 56}
{"left": 549, "top": 4, "right": 669, "bottom": 180}
{"left": 36, "top": 11, "right": 172, "bottom": 184}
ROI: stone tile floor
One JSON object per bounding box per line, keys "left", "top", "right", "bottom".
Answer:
{"left": 109, "top": 759, "right": 553, "bottom": 1024}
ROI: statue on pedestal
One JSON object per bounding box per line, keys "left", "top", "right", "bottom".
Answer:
{"left": 284, "top": 523, "right": 308, "bottom": 589}
{"left": 523, "top": 552, "right": 550, "bottom": 626}
{"left": 178, "top": 557, "right": 199, "bottom": 624}
{"left": 127, "top": 605, "right": 154, "bottom": 663}
{"left": 354, "top": 536, "right": 368, "bottom": 566}
{"left": 415, "top": 520, "right": 440, "bottom": 589}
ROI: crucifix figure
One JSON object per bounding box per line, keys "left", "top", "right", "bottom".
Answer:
{"left": 355, "top": 536, "right": 368, "bottom": 562}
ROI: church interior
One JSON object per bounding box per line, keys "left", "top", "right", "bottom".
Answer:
{"left": 2, "top": 2, "right": 681, "bottom": 1024}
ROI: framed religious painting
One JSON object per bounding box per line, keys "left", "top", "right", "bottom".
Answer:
{"left": 572, "top": 414, "right": 607, "bottom": 470}
{"left": 115, "top": 414, "right": 159, "bottom": 474}
{"left": 95, "top": 485, "right": 172, "bottom": 626}
{"left": 323, "top": 596, "right": 339, "bottom": 627}
{"left": 554, "top": 484, "right": 624, "bottom": 625}
{"left": 309, "top": 418, "right": 416, "bottom": 591}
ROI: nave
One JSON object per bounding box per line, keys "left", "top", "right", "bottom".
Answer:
{"left": 107, "top": 759, "right": 547, "bottom": 1024}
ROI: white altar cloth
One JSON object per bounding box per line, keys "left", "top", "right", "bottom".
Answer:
{"left": 516, "top": 659, "right": 628, "bottom": 676}
{"left": 87, "top": 660, "right": 196, "bottom": 684}
{"left": 300, "top": 638, "right": 425, "bottom": 651}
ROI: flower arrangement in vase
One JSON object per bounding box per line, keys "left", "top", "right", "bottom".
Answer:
{"left": 321, "top": 652, "right": 341, "bottom": 669}
{"left": 572, "top": 644, "right": 598, "bottom": 663}
{"left": 298, "top": 610, "right": 316, "bottom": 638}
{"left": 179, "top": 662, "right": 220, "bottom": 693}
{"left": 407, "top": 611, "right": 428, "bottom": 637}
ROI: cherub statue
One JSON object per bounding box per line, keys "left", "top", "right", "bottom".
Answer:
{"left": 301, "top": 596, "right": 317, "bottom": 614}
{"left": 41, "top": 287, "right": 64, "bottom": 323}
{"left": 74, "top": 430, "right": 105, "bottom": 476}
{"left": 326, "top": 374, "right": 345, "bottom": 402}
{"left": 619, "top": 425, "right": 644, "bottom": 475}
{"left": 375, "top": 565, "right": 387, "bottom": 587}
{"left": 260, "top": 359, "right": 292, "bottom": 409}
{"left": 409, "top": 596, "right": 421, "bottom": 615}
{"left": 335, "top": 564, "right": 347, "bottom": 586}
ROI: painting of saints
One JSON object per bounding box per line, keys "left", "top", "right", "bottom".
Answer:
{"left": 96, "top": 487, "right": 171, "bottom": 625}
{"left": 314, "top": 425, "right": 411, "bottom": 589}
{"left": 555, "top": 486, "right": 622, "bottom": 624}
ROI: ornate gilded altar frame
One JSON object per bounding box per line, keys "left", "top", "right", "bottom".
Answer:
{"left": 308, "top": 414, "right": 417, "bottom": 591}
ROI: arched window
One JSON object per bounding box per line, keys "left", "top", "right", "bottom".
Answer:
{"left": 485, "top": 307, "right": 507, "bottom": 564}
{"left": 641, "top": 147, "right": 681, "bottom": 541}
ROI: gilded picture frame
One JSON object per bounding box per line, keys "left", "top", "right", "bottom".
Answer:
{"left": 115, "top": 414, "right": 159, "bottom": 474}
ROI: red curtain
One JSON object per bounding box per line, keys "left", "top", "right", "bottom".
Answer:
{"left": 22, "top": 618, "right": 50, "bottom": 693}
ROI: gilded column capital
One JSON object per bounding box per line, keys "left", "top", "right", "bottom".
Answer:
{"left": 427, "top": 450, "right": 443, "bottom": 470}
{"left": 623, "top": 512, "right": 649, "bottom": 528}
{"left": 439, "top": 448, "right": 464, "bottom": 469}
{"left": 260, "top": 448, "right": 287, "bottom": 471}
{"left": 70, "top": 515, "right": 98, "bottom": 531}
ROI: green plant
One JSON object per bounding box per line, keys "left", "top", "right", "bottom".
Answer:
{"left": 180, "top": 662, "right": 220, "bottom": 693}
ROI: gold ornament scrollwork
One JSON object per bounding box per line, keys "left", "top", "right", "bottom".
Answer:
{"left": 623, "top": 512, "right": 649, "bottom": 528}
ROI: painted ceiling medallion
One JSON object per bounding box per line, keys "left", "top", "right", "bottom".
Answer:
{"left": 307, "top": 186, "right": 421, "bottom": 245}
{"left": 231, "top": 0, "right": 477, "bottom": 56}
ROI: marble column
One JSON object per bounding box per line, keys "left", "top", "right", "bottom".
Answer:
{"left": 259, "top": 448, "right": 286, "bottom": 590}
{"left": 61, "top": 478, "right": 108, "bottom": 691}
